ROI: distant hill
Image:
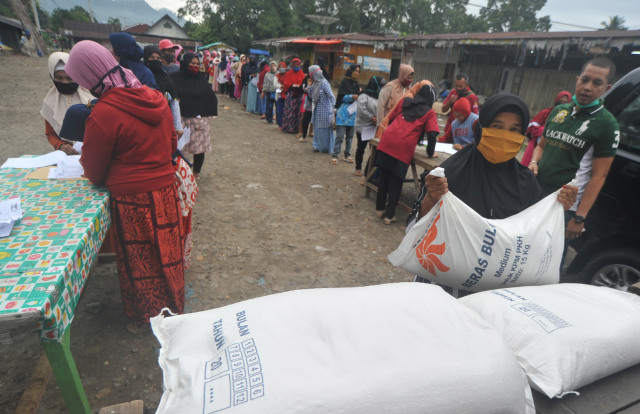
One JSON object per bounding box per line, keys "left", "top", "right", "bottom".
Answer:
{"left": 38, "top": 0, "right": 185, "bottom": 27}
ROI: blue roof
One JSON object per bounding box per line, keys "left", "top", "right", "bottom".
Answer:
{"left": 249, "top": 48, "right": 270, "bottom": 56}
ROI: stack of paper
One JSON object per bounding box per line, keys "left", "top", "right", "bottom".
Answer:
{"left": 48, "top": 155, "right": 84, "bottom": 179}
{"left": 0, "top": 198, "right": 24, "bottom": 238}
{"left": 1, "top": 151, "right": 85, "bottom": 179}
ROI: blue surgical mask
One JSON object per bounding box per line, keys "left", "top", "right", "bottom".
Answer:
{"left": 293, "top": 67, "right": 300, "bottom": 72}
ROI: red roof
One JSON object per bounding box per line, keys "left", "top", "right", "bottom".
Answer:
{"left": 291, "top": 39, "right": 342, "bottom": 45}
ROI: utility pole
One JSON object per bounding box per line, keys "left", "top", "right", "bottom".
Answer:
{"left": 30, "top": 0, "right": 40, "bottom": 30}
{"left": 87, "top": 0, "right": 96, "bottom": 23}
{"left": 9, "top": 0, "right": 49, "bottom": 55}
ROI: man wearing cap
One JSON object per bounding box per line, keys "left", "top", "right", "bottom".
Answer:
{"left": 159, "top": 39, "right": 180, "bottom": 74}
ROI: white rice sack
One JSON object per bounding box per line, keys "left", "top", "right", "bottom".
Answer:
{"left": 388, "top": 169, "right": 566, "bottom": 292}
{"left": 459, "top": 284, "right": 640, "bottom": 398}
{"left": 152, "top": 283, "right": 534, "bottom": 414}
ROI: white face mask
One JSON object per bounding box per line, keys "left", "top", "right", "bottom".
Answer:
{"left": 278, "top": 68, "right": 286, "bottom": 74}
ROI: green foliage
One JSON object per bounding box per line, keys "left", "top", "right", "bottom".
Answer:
{"left": 0, "top": 0, "right": 17, "bottom": 19}
{"left": 107, "top": 17, "right": 121, "bottom": 26}
{"left": 600, "top": 15, "right": 627, "bottom": 31}
{"left": 49, "top": 6, "right": 91, "bottom": 32}
{"left": 479, "top": 0, "right": 550, "bottom": 32}
{"left": 179, "top": 0, "right": 549, "bottom": 52}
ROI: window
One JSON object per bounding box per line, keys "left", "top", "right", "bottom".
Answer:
{"left": 164, "top": 22, "right": 172, "bottom": 29}
{"left": 616, "top": 91, "right": 640, "bottom": 151}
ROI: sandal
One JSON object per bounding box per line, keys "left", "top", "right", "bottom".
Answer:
{"left": 360, "top": 177, "right": 366, "bottom": 186}
{"left": 376, "top": 210, "right": 385, "bottom": 218}
{"left": 296, "top": 133, "right": 302, "bottom": 138}
{"left": 344, "top": 156, "right": 354, "bottom": 163}
{"left": 331, "top": 158, "right": 338, "bottom": 165}
{"left": 355, "top": 170, "right": 362, "bottom": 176}
{"left": 384, "top": 217, "right": 397, "bottom": 225}
{"left": 127, "top": 321, "right": 151, "bottom": 334}
{"left": 299, "top": 137, "right": 305, "bottom": 142}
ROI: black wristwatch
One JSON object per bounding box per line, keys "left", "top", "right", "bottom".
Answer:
{"left": 573, "top": 215, "right": 585, "bottom": 224}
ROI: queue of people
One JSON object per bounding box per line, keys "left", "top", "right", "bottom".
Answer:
{"left": 40, "top": 31, "right": 620, "bottom": 328}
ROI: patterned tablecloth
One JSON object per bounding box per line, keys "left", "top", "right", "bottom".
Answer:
{"left": 0, "top": 168, "right": 110, "bottom": 342}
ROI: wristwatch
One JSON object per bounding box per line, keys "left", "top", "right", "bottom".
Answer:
{"left": 573, "top": 215, "right": 585, "bottom": 224}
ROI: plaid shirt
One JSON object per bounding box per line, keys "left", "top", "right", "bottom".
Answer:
{"left": 311, "top": 80, "right": 335, "bottom": 128}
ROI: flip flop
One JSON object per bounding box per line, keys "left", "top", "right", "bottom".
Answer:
{"left": 355, "top": 170, "right": 363, "bottom": 176}
{"left": 331, "top": 158, "right": 338, "bottom": 165}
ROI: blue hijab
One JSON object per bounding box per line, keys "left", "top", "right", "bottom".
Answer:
{"left": 109, "top": 32, "right": 157, "bottom": 89}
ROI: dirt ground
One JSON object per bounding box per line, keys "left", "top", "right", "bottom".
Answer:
{"left": 0, "top": 54, "right": 431, "bottom": 413}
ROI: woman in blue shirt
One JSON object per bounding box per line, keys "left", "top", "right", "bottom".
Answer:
{"left": 332, "top": 65, "right": 361, "bottom": 164}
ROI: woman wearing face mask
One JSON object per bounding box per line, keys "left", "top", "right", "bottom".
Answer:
{"left": 143, "top": 46, "right": 183, "bottom": 139}
{"left": 282, "top": 58, "right": 305, "bottom": 134}
{"left": 41, "top": 52, "right": 94, "bottom": 155}
{"left": 407, "top": 93, "right": 578, "bottom": 297}
{"left": 354, "top": 75, "right": 387, "bottom": 176}
{"left": 109, "top": 32, "right": 157, "bottom": 89}
{"left": 275, "top": 62, "right": 287, "bottom": 128}
{"left": 332, "top": 64, "right": 361, "bottom": 164}
{"left": 308, "top": 64, "right": 336, "bottom": 154}
{"left": 231, "top": 56, "right": 243, "bottom": 100}
{"left": 66, "top": 41, "right": 184, "bottom": 333}
{"left": 171, "top": 52, "right": 218, "bottom": 181}
{"left": 262, "top": 61, "right": 279, "bottom": 124}
{"left": 256, "top": 60, "right": 270, "bottom": 117}
{"left": 375, "top": 83, "right": 440, "bottom": 225}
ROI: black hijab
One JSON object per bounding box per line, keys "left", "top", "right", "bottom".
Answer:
{"left": 402, "top": 84, "right": 436, "bottom": 122}
{"left": 315, "top": 57, "right": 330, "bottom": 80}
{"left": 436, "top": 93, "right": 543, "bottom": 219}
{"left": 144, "top": 45, "right": 178, "bottom": 98}
{"left": 364, "top": 76, "right": 387, "bottom": 99}
{"left": 171, "top": 52, "right": 218, "bottom": 118}
{"left": 242, "top": 55, "right": 258, "bottom": 85}
{"left": 336, "top": 64, "right": 360, "bottom": 108}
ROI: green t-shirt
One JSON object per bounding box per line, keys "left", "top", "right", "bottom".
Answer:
{"left": 537, "top": 102, "right": 619, "bottom": 194}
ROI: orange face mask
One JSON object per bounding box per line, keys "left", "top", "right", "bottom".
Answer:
{"left": 476, "top": 127, "right": 525, "bottom": 164}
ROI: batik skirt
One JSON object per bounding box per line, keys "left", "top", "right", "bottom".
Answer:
{"left": 111, "top": 184, "right": 184, "bottom": 322}
{"left": 282, "top": 94, "right": 303, "bottom": 133}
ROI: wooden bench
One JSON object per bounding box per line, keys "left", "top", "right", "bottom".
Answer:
{"left": 363, "top": 138, "right": 451, "bottom": 212}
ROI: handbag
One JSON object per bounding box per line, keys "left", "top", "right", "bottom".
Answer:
{"left": 173, "top": 153, "right": 198, "bottom": 216}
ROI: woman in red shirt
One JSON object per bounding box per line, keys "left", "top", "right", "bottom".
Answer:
{"left": 375, "top": 82, "right": 439, "bottom": 224}
{"left": 66, "top": 40, "right": 184, "bottom": 334}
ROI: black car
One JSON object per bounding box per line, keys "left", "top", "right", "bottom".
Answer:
{"left": 563, "top": 67, "right": 640, "bottom": 290}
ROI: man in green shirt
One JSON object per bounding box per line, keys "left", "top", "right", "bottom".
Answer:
{"left": 529, "top": 57, "right": 619, "bottom": 257}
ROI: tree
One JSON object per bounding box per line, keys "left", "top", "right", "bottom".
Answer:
{"left": 107, "top": 17, "right": 121, "bottom": 26}
{"left": 478, "top": 0, "right": 550, "bottom": 32}
{"left": 8, "top": 0, "right": 48, "bottom": 53}
{"left": 50, "top": 6, "right": 91, "bottom": 32}
{"left": 600, "top": 15, "right": 627, "bottom": 31}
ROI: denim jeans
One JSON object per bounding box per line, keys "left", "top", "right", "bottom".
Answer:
{"left": 276, "top": 98, "right": 285, "bottom": 127}
{"left": 333, "top": 125, "right": 354, "bottom": 158}
{"left": 265, "top": 98, "right": 275, "bottom": 123}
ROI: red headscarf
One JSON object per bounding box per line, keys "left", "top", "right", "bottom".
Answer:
{"left": 452, "top": 97, "right": 471, "bottom": 119}
{"left": 283, "top": 58, "right": 305, "bottom": 92}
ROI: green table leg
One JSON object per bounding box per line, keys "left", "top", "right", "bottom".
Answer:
{"left": 42, "top": 329, "right": 91, "bottom": 414}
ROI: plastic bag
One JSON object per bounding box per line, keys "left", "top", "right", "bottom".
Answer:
{"left": 388, "top": 168, "right": 566, "bottom": 292}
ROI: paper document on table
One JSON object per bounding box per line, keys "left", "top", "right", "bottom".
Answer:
{"left": 0, "top": 198, "right": 24, "bottom": 238}
{"left": 1, "top": 151, "right": 68, "bottom": 169}
{"left": 361, "top": 126, "right": 377, "bottom": 142}
{"left": 47, "top": 155, "right": 84, "bottom": 179}
{"left": 178, "top": 127, "right": 191, "bottom": 151}
{"left": 434, "top": 142, "right": 458, "bottom": 155}
{"left": 72, "top": 142, "right": 83, "bottom": 154}
{"left": 347, "top": 101, "right": 358, "bottom": 115}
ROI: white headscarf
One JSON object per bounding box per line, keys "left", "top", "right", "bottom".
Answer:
{"left": 40, "top": 52, "right": 94, "bottom": 135}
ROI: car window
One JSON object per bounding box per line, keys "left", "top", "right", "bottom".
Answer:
{"left": 616, "top": 92, "right": 640, "bottom": 152}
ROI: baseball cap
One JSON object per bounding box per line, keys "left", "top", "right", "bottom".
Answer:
{"left": 159, "top": 39, "right": 178, "bottom": 50}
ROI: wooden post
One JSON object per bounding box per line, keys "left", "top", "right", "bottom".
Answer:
{"left": 8, "top": 0, "right": 49, "bottom": 55}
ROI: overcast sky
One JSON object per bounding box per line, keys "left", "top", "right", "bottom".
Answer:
{"left": 148, "top": 0, "right": 640, "bottom": 31}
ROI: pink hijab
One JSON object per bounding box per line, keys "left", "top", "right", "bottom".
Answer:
{"left": 66, "top": 40, "right": 142, "bottom": 96}
{"left": 174, "top": 45, "right": 183, "bottom": 60}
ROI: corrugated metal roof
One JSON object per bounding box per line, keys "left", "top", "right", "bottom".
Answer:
{"left": 123, "top": 24, "right": 149, "bottom": 34}
{"left": 62, "top": 20, "right": 121, "bottom": 39}
{"left": 0, "top": 15, "right": 23, "bottom": 30}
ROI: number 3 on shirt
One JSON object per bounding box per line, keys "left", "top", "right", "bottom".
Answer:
{"left": 613, "top": 130, "right": 620, "bottom": 149}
